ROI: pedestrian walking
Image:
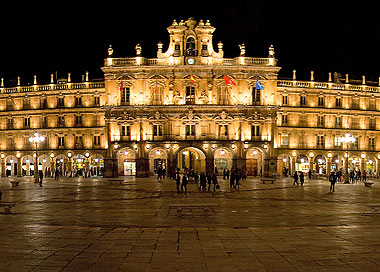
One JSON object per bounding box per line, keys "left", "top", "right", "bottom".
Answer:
{"left": 230, "top": 169, "right": 236, "bottom": 188}
{"left": 207, "top": 173, "right": 212, "bottom": 192}
{"left": 175, "top": 173, "right": 181, "bottom": 194}
{"left": 39, "top": 170, "right": 44, "bottom": 187}
{"left": 181, "top": 174, "right": 188, "bottom": 194}
{"left": 300, "top": 172, "right": 304, "bottom": 186}
{"left": 212, "top": 172, "right": 218, "bottom": 192}
{"left": 199, "top": 172, "right": 207, "bottom": 191}
{"left": 54, "top": 168, "right": 59, "bottom": 180}
{"left": 308, "top": 169, "right": 312, "bottom": 180}
{"left": 293, "top": 172, "right": 299, "bottom": 185}
{"left": 329, "top": 171, "right": 337, "bottom": 192}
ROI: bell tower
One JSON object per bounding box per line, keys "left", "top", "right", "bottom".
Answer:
{"left": 157, "top": 18, "right": 223, "bottom": 65}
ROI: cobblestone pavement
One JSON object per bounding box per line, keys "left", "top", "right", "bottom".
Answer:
{"left": 1, "top": 176, "right": 380, "bottom": 271}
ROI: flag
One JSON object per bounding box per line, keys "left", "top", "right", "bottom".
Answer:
{"left": 190, "top": 73, "right": 196, "bottom": 83}
{"left": 120, "top": 81, "right": 123, "bottom": 92}
{"left": 154, "top": 81, "right": 157, "bottom": 93}
{"left": 224, "top": 75, "right": 236, "bottom": 86}
{"left": 256, "top": 78, "right": 264, "bottom": 90}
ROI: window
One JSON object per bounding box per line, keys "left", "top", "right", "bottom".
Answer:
{"left": 336, "top": 97, "right": 342, "bottom": 108}
{"left": 219, "top": 125, "right": 228, "bottom": 137}
{"left": 282, "top": 95, "right": 288, "bottom": 105}
{"left": 281, "top": 115, "right": 288, "bottom": 125}
{"left": 369, "top": 137, "right": 375, "bottom": 149}
{"left": 318, "top": 96, "right": 324, "bottom": 106}
{"left": 94, "top": 96, "right": 100, "bottom": 106}
{"left": 317, "top": 135, "right": 324, "bottom": 147}
{"left": 370, "top": 118, "right": 376, "bottom": 130}
{"left": 7, "top": 118, "right": 13, "bottom": 129}
{"left": 75, "top": 96, "right": 82, "bottom": 107}
{"left": 186, "top": 124, "right": 195, "bottom": 136}
{"left": 121, "top": 125, "right": 130, "bottom": 137}
{"left": 58, "top": 97, "right": 64, "bottom": 108}
{"left": 201, "top": 44, "right": 208, "bottom": 56}
{"left": 334, "top": 136, "right": 342, "bottom": 147}
{"left": 186, "top": 37, "right": 196, "bottom": 56}
{"left": 75, "top": 115, "right": 82, "bottom": 126}
{"left": 94, "top": 135, "right": 100, "bottom": 146}
{"left": 280, "top": 135, "right": 289, "bottom": 146}
{"left": 251, "top": 125, "right": 260, "bottom": 136}
{"left": 121, "top": 87, "right": 130, "bottom": 105}
{"left": 153, "top": 124, "right": 163, "bottom": 136}
{"left": 58, "top": 116, "right": 65, "bottom": 127}
{"left": 317, "top": 115, "right": 324, "bottom": 127}
{"left": 335, "top": 117, "right": 342, "bottom": 128}
{"left": 252, "top": 88, "right": 261, "bottom": 104}
{"left": 58, "top": 136, "right": 65, "bottom": 147}
{"left": 185, "top": 86, "right": 195, "bottom": 104}
{"left": 300, "top": 96, "right": 306, "bottom": 106}
{"left": 75, "top": 136, "right": 83, "bottom": 147}
{"left": 24, "top": 117, "right": 30, "bottom": 128}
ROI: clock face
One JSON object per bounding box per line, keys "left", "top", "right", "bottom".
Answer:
{"left": 187, "top": 58, "right": 194, "bottom": 65}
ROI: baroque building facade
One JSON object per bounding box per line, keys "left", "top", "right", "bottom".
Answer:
{"left": 1, "top": 18, "right": 379, "bottom": 178}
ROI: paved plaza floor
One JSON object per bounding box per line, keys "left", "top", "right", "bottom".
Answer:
{"left": 1, "top": 175, "right": 380, "bottom": 271}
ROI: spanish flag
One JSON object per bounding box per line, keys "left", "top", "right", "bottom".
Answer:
{"left": 224, "top": 75, "right": 236, "bottom": 86}
{"left": 190, "top": 73, "right": 196, "bottom": 83}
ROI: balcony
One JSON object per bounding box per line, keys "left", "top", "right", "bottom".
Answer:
{"left": 114, "top": 133, "right": 270, "bottom": 142}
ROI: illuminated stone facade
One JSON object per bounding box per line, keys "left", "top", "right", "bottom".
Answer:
{"left": 102, "top": 18, "right": 280, "bottom": 177}
{"left": 0, "top": 75, "right": 106, "bottom": 177}
{"left": 2, "top": 18, "right": 379, "bottom": 178}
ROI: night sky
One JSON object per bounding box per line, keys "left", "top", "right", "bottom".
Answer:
{"left": 1, "top": 1, "right": 378, "bottom": 86}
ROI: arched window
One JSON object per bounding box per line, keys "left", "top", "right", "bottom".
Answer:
{"left": 186, "top": 37, "right": 196, "bottom": 56}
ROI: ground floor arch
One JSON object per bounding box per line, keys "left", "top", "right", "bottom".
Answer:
{"left": 177, "top": 146, "right": 206, "bottom": 174}
{"left": 149, "top": 147, "right": 168, "bottom": 175}
{"left": 277, "top": 153, "right": 292, "bottom": 177}
{"left": 89, "top": 154, "right": 104, "bottom": 176}
{"left": 246, "top": 147, "right": 264, "bottom": 176}
{"left": 313, "top": 154, "right": 326, "bottom": 174}
{"left": 214, "top": 147, "right": 233, "bottom": 174}
{"left": 118, "top": 147, "right": 137, "bottom": 176}
{"left": 6, "top": 155, "right": 18, "bottom": 176}
{"left": 21, "top": 155, "right": 35, "bottom": 176}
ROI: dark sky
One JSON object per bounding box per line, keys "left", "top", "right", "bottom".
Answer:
{"left": 1, "top": 1, "right": 378, "bottom": 86}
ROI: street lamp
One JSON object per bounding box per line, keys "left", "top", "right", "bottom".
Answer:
{"left": 29, "top": 132, "right": 45, "bottom": 183}
{"left": 340, "top": 133, "right": 355, "bottom": 183}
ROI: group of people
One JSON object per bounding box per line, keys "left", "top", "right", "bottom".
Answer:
{"left": 349, "top": 169, "right": 367, "bottom": 183}
{"left": 292, "top": 171, "right": 305, "bottom": 186}
{"left": 175, "top": 170, "right": 219, "bottom": 194}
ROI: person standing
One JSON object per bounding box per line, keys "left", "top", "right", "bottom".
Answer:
{"left": 199, "top": 172, "right": 207, "bottom": 191}
{"left": 206, "top": 173, "right": 212, "bottom": 192}
{"left": 39, "top": 170, "right": 44, "bottom": 187}
{"left": 293, "top": 172, "right": 299, "bottom": 185}
{"left": 212, "top": 172, "right": 218, "bottom": 192}
{"left": 230, "top": 169, "right": 236, "bottom": 188}
{"left": 308, "top": 169, "right": 312, "bottom": 180}
{"left": 55, "top": 167, "right": 59, "bottom": 180}
{"left": 329, "top": 171, "right": 337, "bottom": 192}
{"left": 300, "top": 171, "right": 304, "bottom": 186}
{"left": 175, "top": 173, "right": 181, "bottom": 194}
{"left": 181, "top": 174, "right": 188, "bottom": 194}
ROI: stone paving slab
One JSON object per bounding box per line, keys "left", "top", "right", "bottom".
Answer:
{"left": 1, "top": 176, "right": 380, "bottom": 271}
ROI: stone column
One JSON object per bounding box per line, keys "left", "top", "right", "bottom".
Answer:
{"left": 17, "top": 157, "right": 22, "bottom": 177}
{"left": 1, "top": 157, "right": 5, "bottom": 177}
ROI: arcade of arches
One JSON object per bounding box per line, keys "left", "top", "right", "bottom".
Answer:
{"left": 277, "top": 152, "right": 379, "bottom": 177}
{"left": 115, "top": 145, "right": 268, "bottom": 177}
{"left": 0, "top": 152, "right": 104, "bottom": 177}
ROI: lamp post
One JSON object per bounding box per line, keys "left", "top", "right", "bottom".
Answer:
{"left": 29, "top": 132, "right": 45, "bottom": 183}
{"left": 340, "top": 133, "right": 355, "bottom": 184}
